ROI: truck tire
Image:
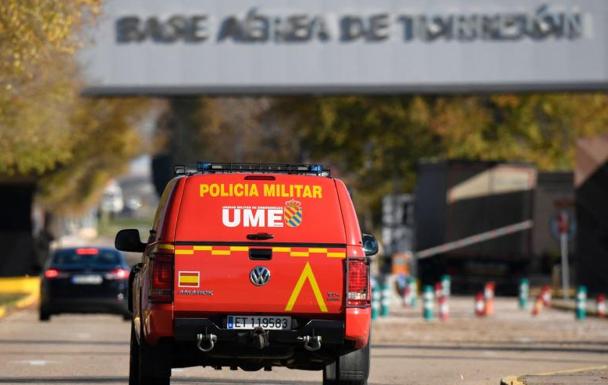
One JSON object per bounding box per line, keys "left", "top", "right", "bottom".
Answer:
{"left": 39, "top": 308, "right": 51, "bottom": 322}
{"left": 323, "top": 342, "right": 370, "bottom": 385}
{"left": 130, "top": 322, "right": 172, "bottom": 385}
{"left": 139, "top": 336, "right": 172, "bottom": 385}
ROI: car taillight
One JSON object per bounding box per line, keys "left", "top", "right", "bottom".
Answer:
{"left": 150, "top": 253, "right": 173, "bottom": 303}
{"left": 44, "top": 268, "right": 60, "bottom": 279}
{"left": 347, "top": 259, "right": 369, "bottom": 307}
{"left": 105, "top": 268, "right": 130, "bottom": 280}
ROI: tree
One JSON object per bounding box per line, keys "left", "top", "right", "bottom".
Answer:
{"left": 0, "top": 0, "right": 151, "bottom": 213}
{"left": 269, "top": 94, "right": 608, "bottom": 229}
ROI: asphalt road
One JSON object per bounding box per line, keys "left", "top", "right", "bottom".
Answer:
{"left": 0, "top": 298, "right": 607, "bottom": 385}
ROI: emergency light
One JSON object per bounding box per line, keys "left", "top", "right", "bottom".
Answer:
{"left": 174, "top": 162, "right": 331, "bottom": 176}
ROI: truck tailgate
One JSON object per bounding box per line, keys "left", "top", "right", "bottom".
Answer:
{"left": 173, "top": 244, "right": 345, "bottom": 314}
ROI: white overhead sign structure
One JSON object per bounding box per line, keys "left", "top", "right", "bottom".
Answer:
{"left": 79, "top": 0, "right": 606, "bottom": 95}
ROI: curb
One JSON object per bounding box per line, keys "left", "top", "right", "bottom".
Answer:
{"left": 500, "top": 365, "right": 608, "bottom": 385}
{"left": 551, "top": 300, "right": 604, "bottom": 318}
{"left": 0, "top": 277, "right": 40, "bottom": 319}
{"left": 500, "top": 375, "right": 524, "bottom": 385}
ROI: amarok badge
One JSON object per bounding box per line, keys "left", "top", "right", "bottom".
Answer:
{"left": 284, "top": 200, "right": 303, "bottom": 228}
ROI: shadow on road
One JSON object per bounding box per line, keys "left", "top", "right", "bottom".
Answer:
{"left": 372, "top": 343, "right": 608, "bottom": 354}
{"left": 373, "top": 353, "right": 607, "bottom": 365}
{"left": 0, "top": 339, "right": 127, "bottom": 346}
{"left": 0, "top": 377, "right": 391, "bottom": 385}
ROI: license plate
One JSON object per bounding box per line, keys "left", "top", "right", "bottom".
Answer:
{"left": 71, "top": 275, "right": 103, "bottom": 285}
{"left": 226, "top": 315, "right": 291, "bottom": 330}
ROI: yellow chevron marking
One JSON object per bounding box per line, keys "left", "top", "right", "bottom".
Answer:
{"left": 327, "top": 252, "right": 346, "bottom": 259}
{"left": 230, "top": 246, "right": 249, "bottom": 252}
{"left": 285, "top": 262, "right": 328, "bottom": 313}
{"left": 308, "top": 248, "right": 328, "bottom": 253}
{"left": 272, "top": 247, "right": 291, "bottom": 253}
{"left": 193, "top": 245, "right": 212, "bottom": 251}
{"left": 290, "top": 251, "right": 309, "bottom": 257}
{"left": 211, "top": 250, "right": 231, "bottom": 256}
{"left": 175, "top": 249, "right": 194, "bottom": 255}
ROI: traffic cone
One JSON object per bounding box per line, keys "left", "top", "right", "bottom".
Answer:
{"left": 531, "top": 295, "right": 543, "bottom": 316}
{"left": 423, "top": 285, "right": 435, "bottom": 321}
{"left": 541, "top": 285, "right": 552, "bottom": 306}
{"left": 474, "top": 292, "right": 485, "bottom": 317}
{"left": 484, "top": 282, "right": 495, "bottom": 316}
{"left": 438, "top": 295, "right": 449, "bottom": 321}
{"left": 576, "top": 286, "right": 587, "bottom": 321}
{"left": 518, "top": 278, "right": 529, "bottom": 310}
{"left": 597, "top": 294, "right": 606, "bottom": 318}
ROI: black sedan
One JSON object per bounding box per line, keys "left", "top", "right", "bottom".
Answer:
{"left": 39, "top": 247, "right": 131, "bottom": 321}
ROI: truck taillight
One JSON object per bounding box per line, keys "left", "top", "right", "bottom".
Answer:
{"left": 150, "top": 253, "right": 173, "bottom": 303}
{"left": 347, "top": 259, "right": 369, "bottom": 307}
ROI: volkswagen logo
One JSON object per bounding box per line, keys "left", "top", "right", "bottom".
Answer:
{"left": 250, "top": 266, "right": 271, "bottom": 286}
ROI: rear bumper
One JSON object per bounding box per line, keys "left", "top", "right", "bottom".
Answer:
{"left": 173, "top": 317, "right": 350, "bottom": 368}
{"left": 174, "top": 317, "right": 345, "bottom": 345}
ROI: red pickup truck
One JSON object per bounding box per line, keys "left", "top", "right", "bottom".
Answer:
{"left": 116, "top": 163, "right": 377, "bottom": 385}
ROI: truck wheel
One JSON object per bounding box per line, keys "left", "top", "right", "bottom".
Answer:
{"left": 323, "top": 342, "right": 370, "bottom": 385}
{"left": 129, "top": 323, "right": 140, "bottom": 385}
{"left": 39, "top": 308, "right": 51, "bottom": 322}
{"left": 138, "top": 334, "right": 172, "bottom": 385}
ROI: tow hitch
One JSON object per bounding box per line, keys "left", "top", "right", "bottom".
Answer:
{"left": 299, "top": 335, "right": 322, "bottom": 352}
{"left": 251, "top": 327, "right": 270, "bottom": 350}
{"left": 196, "top": 332, "right": 217, "bottom": 352}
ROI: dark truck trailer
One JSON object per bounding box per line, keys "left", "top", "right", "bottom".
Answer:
{"left": 0, "top": 183, "right": 40, "bottom": 277}
{"left": 414, "top": 160, "right": 572, "bottom": 293}
{"left": 576, "top": 135, "right": 608, "bottom": 295}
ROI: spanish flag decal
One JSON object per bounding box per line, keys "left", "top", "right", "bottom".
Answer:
{"left": 285, "top": 262, "right": 328, "bottom": 313}
{"left": 178, "top": 271, "right": 200, "bottom": 288}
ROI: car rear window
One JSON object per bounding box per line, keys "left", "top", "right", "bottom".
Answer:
{"left": 175, "top": 174, "right": 346, "bottom": 244}
{"left": 52, "top": 249, "right": 122, "bottom": 266}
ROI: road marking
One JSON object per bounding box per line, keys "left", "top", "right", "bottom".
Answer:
{"left": 14, "top": 360, "right": 54, "bottom": 366}
{"left": 536, "top": 365, "right": 608, "bottom": 376}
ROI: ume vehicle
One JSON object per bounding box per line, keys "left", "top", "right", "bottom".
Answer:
{"left": 116, "top": 163, "right": 377, "bottom": 385}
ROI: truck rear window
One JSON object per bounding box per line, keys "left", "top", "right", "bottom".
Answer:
{"left": 175, "top": 174, "right": 346, "bottom": 244}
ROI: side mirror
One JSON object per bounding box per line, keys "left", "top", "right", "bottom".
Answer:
{"left": 115, "top": 229, "right": 146, "bottom": 253}
{"left": 362, "top": 234, "right": 379, "bottom": 257}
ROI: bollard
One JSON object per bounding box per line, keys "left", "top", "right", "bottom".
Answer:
{"left": 518, "top": 278, "right": 529, "bottom": 310}
{"left": 484, "top": 282, "right": 495, "bottom": 316}
{"left": 402, "top": 277, "right": 411, "bottom": 307}
{"left": 371, "top": 278, "right": 380, "bottom": 320}
{"left": 434, "top": 282, "right": 443, "bottom": 300}
{"left": 541, "top": 285, "right": 552, "bottom": 307}
{"left": 597, "top": 294, "right": 606, "bottom": 318}
{"left": 474, "top": 292, "right": 485, "bottom": 317}
{"left": 576, "top": 286, "right": 587, "bottom": 320}
{"left": 438, "top": 294, "right": 449, "bottom": 321}
{"left": 408, "top": 279, "right": 418, "bottom": 307}
{"left": 531, "top": 295, "right": 543, "bottom": 317}
{"left": 441, "top": 275, "right": 451, "bottom": 298}
{"left": 423, "top": 285, "right": 435, "bottom": 321}
{"left": 380, "top": 280, "right": 391, "bottom": 317}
